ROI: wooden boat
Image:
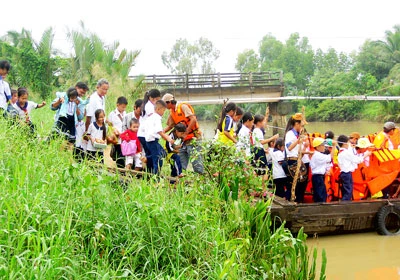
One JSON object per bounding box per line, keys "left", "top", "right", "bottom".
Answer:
{"left": 270, "top": 196, "right": 400, "bottom": 236}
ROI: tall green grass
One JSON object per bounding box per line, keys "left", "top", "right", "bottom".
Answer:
{"left": 0, "top": 118, "right": 326, "bottom": 279}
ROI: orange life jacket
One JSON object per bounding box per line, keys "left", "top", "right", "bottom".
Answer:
{"left": 170, "top": 103, "right": 200, "bottom": 141}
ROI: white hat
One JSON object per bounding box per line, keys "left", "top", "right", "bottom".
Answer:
{"left": 162, "top": 93, "right": 174, "bottom": 102}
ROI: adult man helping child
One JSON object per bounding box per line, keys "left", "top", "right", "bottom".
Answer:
{"left": 162, "top": 93, "right": 204, "bottom": 174}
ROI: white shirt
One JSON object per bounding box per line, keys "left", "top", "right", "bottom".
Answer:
{"left": 86, "top": 92, "right": 105, "bottom": 118}
{"left": 310, "top": 151, "right": 331, "bottom": 175}
{"left": 0, "top": 79, "right": 11, "bottom": 110}
{"left": 270, "top": 149, "right": 286, "bottom": 179}
{"left": 144, "top": 113, "right": 162, "bottom": 142}
{"left": 302, "top": 147, "right": 311, "bottom": 164}
{"left": 236, "top": 125, "right": 252, "bottom": 157}
{"left": 252, "top": 127, "right": 264, "bottom": 148}
{"left": 285, "top": 129, "right": 300, "bottom": 158}
{"left": 12, "top": 101, "right": 38, "bottom": 121}
{"left": 75, "top": 120, "right": 86, "bottom": 149}
{"left": 108, "top": 108, "right": 126, "bottom": 144}
{"left": 122, "top": 112, "right": 139, "bottom": 132}
{"left": 138, "top": 101, "right": 155, "bottom": 137}
{"left": 338, "top": 147, "right": 363, "bottom": 173}
{"left": 86, "top": 122, "right": 106, "bottom": 151}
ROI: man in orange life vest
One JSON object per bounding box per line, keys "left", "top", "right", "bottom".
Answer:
{"left": 162, "top": 93, "right": 204, "bottom": 174}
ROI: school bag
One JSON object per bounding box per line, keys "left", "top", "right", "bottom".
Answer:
{"left": 121, "top": 140, "right": 137, "bottom": 156}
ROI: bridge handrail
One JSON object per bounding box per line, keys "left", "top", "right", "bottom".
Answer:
{"left": 130, "top": 71, "right": 283, "bottom": 89}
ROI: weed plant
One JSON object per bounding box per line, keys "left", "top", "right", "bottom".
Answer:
{"left": 0, "top": 118, "right": 326, "bottom": 279}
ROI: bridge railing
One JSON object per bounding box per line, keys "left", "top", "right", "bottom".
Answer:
{"left": 130, "top": 71, "right": 283, "bottom": 89}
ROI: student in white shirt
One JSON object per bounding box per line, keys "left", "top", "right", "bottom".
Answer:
{"left": 310, "top": 137, "right": 336, "bottom": 203}
{"left": 337, "top": 135, "right": 371, "bottom": 201}
{"left": 0, "top": 60, "right": 11, "bottom": 111}
{"left": 85, "top": 79, "right": 109, "bottom": 131}
{"left": 270, "top": 138, "right": 290, "bottom": 200}
{"left": 144, "top": 100, "right": 174, "bottom": 175}
{"left": 86, "top": 109, "right": 107, "bottom": 163}
{"left": 138, "top": 89, "right": 161, "bottom": 171}
{"left": 12, "top": 87, "right": 46, "bottom": 134}
{"left": 122, "top": 99, "right": 143, "bottom": 131}
{"left": 236, "top": 112, "right": 254, "bottom": 159}
{"left": 108, "top": 96, "right": 128, "bottom": 168}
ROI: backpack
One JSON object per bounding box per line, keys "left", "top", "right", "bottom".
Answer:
{"left": 121, "top": 140, "right": 137, "bottom": 156}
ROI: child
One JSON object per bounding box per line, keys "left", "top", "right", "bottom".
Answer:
{"left": 122, "top": 99, "right": 143, "bottom": 131}
{"left": 120, "top": 118, "right": 142, "bottom": 170}
{"left": 138, "top": 89, "right": 161, "bottom": 171}
{"left": 144, "top": 100, "right": 175, "bottom": 175}
{"left": 236, "top": 112, "right": 254, "bottom": 158}
{"left": 337, "top": 135, "right": 371, "bottom": 201}
{"left": 10, "top": 89, "right": 17, "bottom": 105}
{"left": 217, "top": 102, "right": 238, "bottom": 145}
{"left": 108, "top": 96, "right": 128, "bottom": 168}
{"left": 165, "top": 123, "right": 186, "bottom": 178}
{"left": 270, "top": 138, "right": 289, "bottom": 200}
{"left": 252, "top": 114, "right": 279, "bottom": 177}
{"left": 86, "top": 109, "right": 107, "bottom": 163}
{"left": 53, "top": 88, "right": 80, "bottom": 143}
{"left": 232, "top": 107, "right": 244, "bottom": 137}
{"left": 310, "top": 137, "right": 336, "bottom": 203}
{"left": 11, "top": 87, "right": 46, "bottom": 133}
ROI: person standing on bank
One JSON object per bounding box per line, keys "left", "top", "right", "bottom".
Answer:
{"left": 284, "top": 113, "right": 308, "bottom": 203}
{"left": 85, "top": 79, "right": 109, "bottom": 131}
{"left": 0, "top": 60, "right": 12, "bottom": 112}
{"left": 108, "top": 96, "right": 128, "bottom": 168}
{"left": 162, "top": 93, "right": 204, "bottom": 174}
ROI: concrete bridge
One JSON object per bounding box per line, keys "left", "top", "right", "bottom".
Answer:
{"left": 130, "top": 71, "right": 284, "bottom": 105}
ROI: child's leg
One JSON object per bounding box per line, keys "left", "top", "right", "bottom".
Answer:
{"left": 134, "top": 153, "right": 143, "bottom": 171}
{"left": 312, "top": 174, "right": 327, "bottom": 202}
{"left": 170, "top": 153, "right": 183, "bottom": 177}
{"left": 274, "top": 178, "right": 286, "bottom": 198}
{"left": 126, "top": 155, "right": 134, "bottom": 169}
{"left": 139, "top": 137, "right": 153, "bottom": 171}
{"left": 340, "top": 172, "right": 353, "bottom": 201}
{"left": 114, "top": 144, "right": 125, "bottom": 168}
{"left": 147, "top": 140, "right": 163, "bottom": 175}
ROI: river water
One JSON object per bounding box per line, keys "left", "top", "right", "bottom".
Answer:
{"left": 199, "top": 120, "right": 400, "bottom": 280}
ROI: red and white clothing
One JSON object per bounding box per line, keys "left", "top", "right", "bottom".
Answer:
{"left": 138, "top": 101, "right": 155, "bottom": 138}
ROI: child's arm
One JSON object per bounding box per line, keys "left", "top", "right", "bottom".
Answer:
{"left": 158, "top": 131, "right": 175, "bottom": 145}
{"left": 223, "top": 130, "right": 237, "bottom": 143}
{"left": 260, "top": 133, "right": 279, "bottom": 145}
{"left": 37, "top": 101, "right": 46, "bottom": 108}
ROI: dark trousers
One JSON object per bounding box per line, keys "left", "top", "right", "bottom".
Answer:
{"left": 274, "top": 177, "right": 289, "bottom": 200}
{"left": 340, "top": 171, "right": 353, "bottom": 201}
{"left": 312, "top": 174, "right": 327, "bottom": 202}
{"left": 170, "top": 153, "right": 182, "bottom": 177}
{"left": 57, "top": 115, "right": 76, "bottom": 142}
{"left": 73, "top": 146, "right": 85, "bottom": 162}
{"left": 139, "top": 136, "right": 153, "bottom": 172}
{"left": 147, "top": 140, "right": 165, "bottom": 175}
{"left": 287, "top": 160, "right": 309, "bottom": 203}
{"left": 113, "top": 144, "right": 125, "bottom": 168}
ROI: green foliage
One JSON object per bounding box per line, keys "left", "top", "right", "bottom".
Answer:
{"left": 0, "top": 116, "right": 325, "bottom": 279}
{"left": 0, "top": 28, "right": 64, "bottom": 99}
{"left": 161, "top": 37, "right": 220, "bottom": 74}
{"left": 235, "top": 49, "right": 259, "bottom": 72}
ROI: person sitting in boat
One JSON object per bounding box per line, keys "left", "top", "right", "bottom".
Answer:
{"left": 373, "top": 122, "right": 396, "bottom": 150}
{"left": 310, "top": 137, "right": 336, "bottom": 203}
{"left": 337, "top": 135, "right": 371, "bottom": 201}
{"left": 284, "top": 113, "right": 308, "bottom": 203}
{"left": 356, "top": 137, "right": 375, "bottom": 166}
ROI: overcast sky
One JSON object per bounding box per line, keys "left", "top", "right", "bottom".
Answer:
{"left": 1, "top": 0, "right": 399, "bottom": 76}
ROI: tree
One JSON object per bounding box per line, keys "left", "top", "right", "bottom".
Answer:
{"left": 235, "top": 49, "right": 259, "bottom": 72}
{"left": 67, "top": 21, "right": 140, "bottom": 84}
{"left": 258, "top": 34, "right": 284, "bottom": 71}
{"left": 161, "top": 37, "right": 220, "bottom": 74}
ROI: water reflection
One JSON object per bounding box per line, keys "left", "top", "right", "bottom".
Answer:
{"left": 307, "top": 232, "right": 400, "bottom": 280}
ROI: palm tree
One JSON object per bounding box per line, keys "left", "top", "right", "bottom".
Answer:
{"left": 376, "top": 25, "right": 400, "bottom": 66}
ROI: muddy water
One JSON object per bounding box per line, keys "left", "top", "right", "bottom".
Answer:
{"left": 199, "top": 120, "right": 399, "bottom": 280}
{"left": 307, "top": 233, "right": 400, "bottom": 280}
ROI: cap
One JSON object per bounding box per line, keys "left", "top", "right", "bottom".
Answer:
{"left": 162, "top": 93, "right": 174, "bottom": 102}
{"left": 312, "top": 137, "right": 325, "bottom": 148}
{"left": 356, "top": 138, "right": 375, "bottom": 148}
{"left": 292, "top": 113, "right": 308, "bottom": 125}
{"left": 325, "top": 138, "right": 333, "bottom": 147}
{"left": 349, "top": 132, "right": 361, "bottom": 139}
{"left": 384, "top": 121, "right": 396, "bottom": 130}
